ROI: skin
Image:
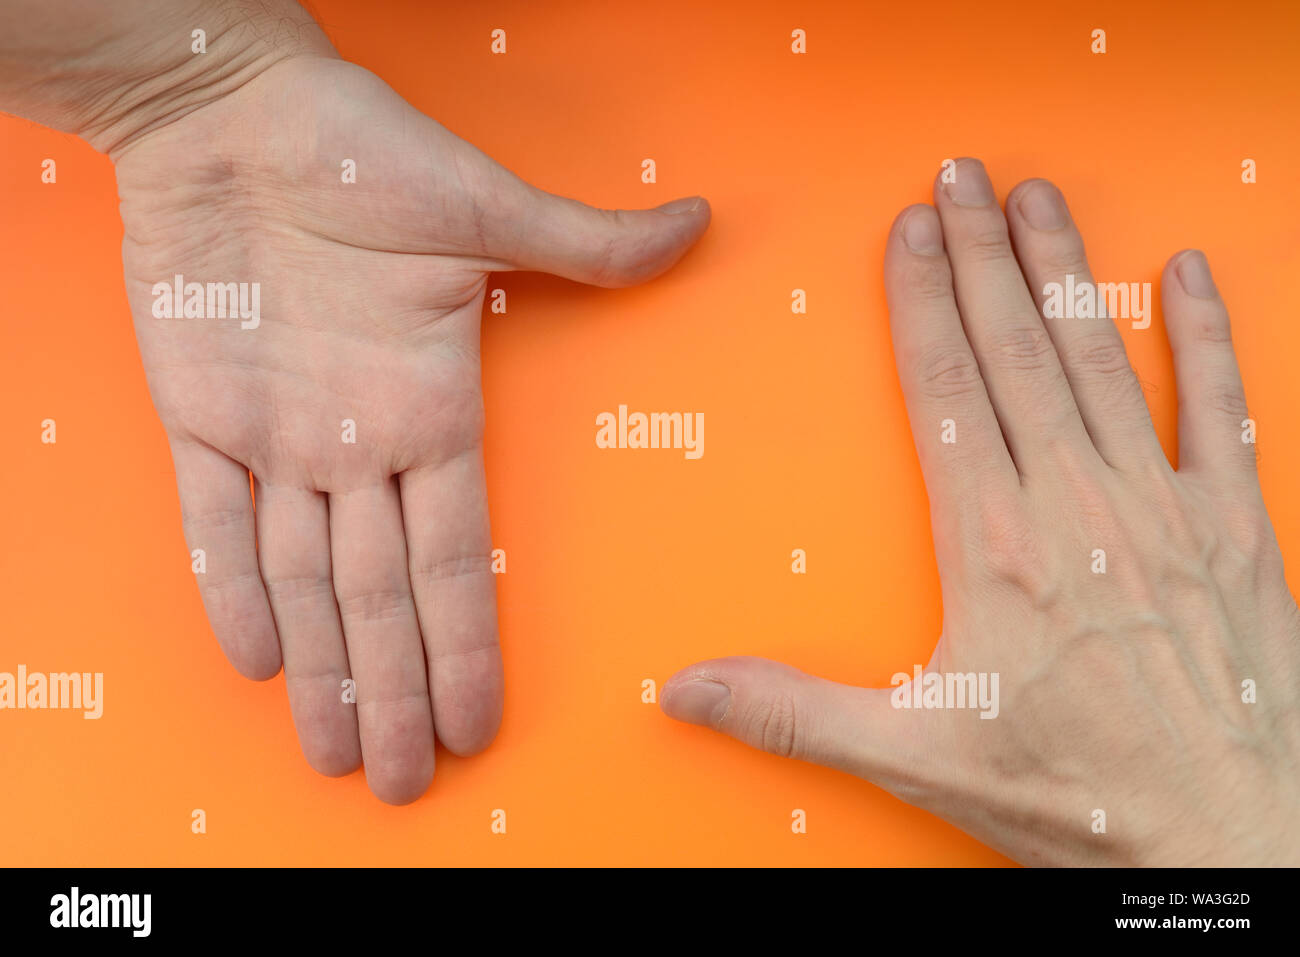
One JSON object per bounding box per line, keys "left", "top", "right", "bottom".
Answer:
{"left": 2, "top": 0, "right": 710, "bottom": 804}
{"left": 662, "top": 158, "right": 1300, "bottom": 865}
{"left": 6, "top": 4, "right": 1296, "bottom": 860}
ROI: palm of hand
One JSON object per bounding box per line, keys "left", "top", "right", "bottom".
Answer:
{"left": 112, "top": 55, "right": 709, "bottom": 803}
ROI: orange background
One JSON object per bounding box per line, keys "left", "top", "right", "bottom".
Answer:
{"left": 2, "top": 0, "right": 1298, "bottom": 866}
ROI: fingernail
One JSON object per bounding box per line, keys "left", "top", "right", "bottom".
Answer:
{"left": 1177, "top": 250, "right": 1219, "bottom": 299}
{"left": 902, "top": 206, "right": 944, "bottom": 254}
{"left": 1017, "top": 181, "right": 1067, "bottom": 230}
{"left": 943, "top": 158, "right": 994, "bottom": 207}
{"left": 657, "top": 195, "right": 702, "bottom": 215}
{"left": 662, "top": 679, "right": 731, "bottom": 726}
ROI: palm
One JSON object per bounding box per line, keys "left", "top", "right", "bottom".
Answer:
{"left": 112, "top": 54, "right": 709, "bottom": 803}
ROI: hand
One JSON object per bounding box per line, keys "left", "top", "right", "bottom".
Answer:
{"left": 112, "top": 47, "right": 709, "bottom": 803}
{"left": 661, "top": 158, "right": 1299, "bottom": 865}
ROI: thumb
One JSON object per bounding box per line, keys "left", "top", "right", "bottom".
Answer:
{"left": 500, "top": 186, "right": 711, "bottom": 287}
{"left": 660, "top": 656, "right": 934, "bottom": 788}
{"left": 393, "top": 104, "right": 711, "bottom": 285}
{"left": 452, "top": 139, "right": 710, "bottom": 287}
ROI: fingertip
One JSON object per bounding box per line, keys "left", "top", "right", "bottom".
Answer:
{"left": 1006, "top": 178, "right": 1070, "bottom": 231}
{"left": 661, "top": 673, "right": 733, "bottom": 727}
{"left": 663, "top": 654, "right": 751, "bottom": 688}
{"left": 932, "top": 156, "right": 987, "bottom": 199}
{"left": 1166, "top": 249, "right": 1221, "bottom": 301}
{"left": 664, "top": 195, "right": 712, "bottom": 250}
{"left": 288, "top": 683, "right": 364, "bottom": 778}
{"left": 686, "top": 196, "right": 713, "bottom": 236}
{"left": 654, "top": 195, "right": 711, "bottom": 220}
{"left": 661, "top": 655, "right": 778, "bottom": 726}
{"left": 430, "top": 644, "right": 504, "bottom": 756}
{"left": 440, "top": 729, "right": 499, "bottom": 758}
{"left": 305, "top": 741, "right": 363, "bottom": 779}
{"left": 892, "top": 203, "right": 944, "bottom": 256}
{"left": 228, "top": 638, "right": 282, "bottom": 682}
{"left": 1166, "top": 247, "right": 1202, "bottom": 270}
{"left": 372, "top": 786, "right": 426, "bottom": 807}
{"left": 654, "top": 194, "right": 713, "bottom": 257}
{"left": 435, "top": 695, "right": 503, "bottom": 758}
{"left": 587, "top": 201, "right": 712, "bottom": 288}
{"left": 932, "top": 155, "right": 979, "bottom": 183}
{"left": 888, "top": 202, "right": 926, "bottom": 235}
{"left": 1006, "top": 176, "right": 1054, "bottom": 204}
{"left": 367, "top": 763, "right": 435, "bottom": 806}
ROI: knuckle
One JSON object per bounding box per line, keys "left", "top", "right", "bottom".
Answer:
{"left": 182, "top": 505, "right": 249, "bottom": 536}
{"left": 587, "top": 232, "right": 622, "bottom": 286}
{"left": 202, "top": 568, "right": 263, "bottom": 601}
{"left": 988, "top": 324, "right": 1057, "bottom": 369}
{"left": 263, "top": 573, "right": 334, "bottom": 606}
{"left": 1060, "top": 464, "right": 1114, "bottom": 530}
{"left": 1190, "top": 312, "right": 1234, "bottom": 347}
{"left": 1203, "top": 383, "right": 1249, "bottom": 421}
{"left": 589, "top": 209, "right": 661, "bottom": 287}
{"left": 336, "top": 587, "right": 412, "bottom": 624}
{"left": 911, "top": 345, "right": 985, "bottom": 401}
{"left": 1218, "top": 500, "right": 1277, "bottom": 564}
{"left": 973, "top": 497, "right": 1039, "bottom": 582}
{"left": 748, "top": 690, "right": 800, "bottom": 759}
{"left": 1068, "top": 331, "right": 1133, "bottom": 379}
{"left": 899, "top": 256, "right": 954, "bottom": 302}
{"left": 1142, "top": 468, "right": 1185, "bottom": 520}
{"left": 959, "top": 221, "right": 1014, "bottom": 263}
{"left": 428, "top": 639, "right": 500, "bottom": 665}
{"left": 1146, "top": 475, "right": 1218, "bottom": 558}
{"left": 409, "top": 553, "right": 493, "bottom": 586}
{"left": 1145, "top": 479, "right": 1276, "bottom": 583}
{"left": 1036, "top": 249, "right": 1087, "bottom": 281}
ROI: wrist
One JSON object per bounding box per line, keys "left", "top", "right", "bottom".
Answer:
{"left": 0, "top": 0, "right": 336, "bottom": 158}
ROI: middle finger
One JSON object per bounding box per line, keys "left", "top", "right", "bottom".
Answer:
{"left": 934, "top": 158, "right": 1093, "bottom": 475}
